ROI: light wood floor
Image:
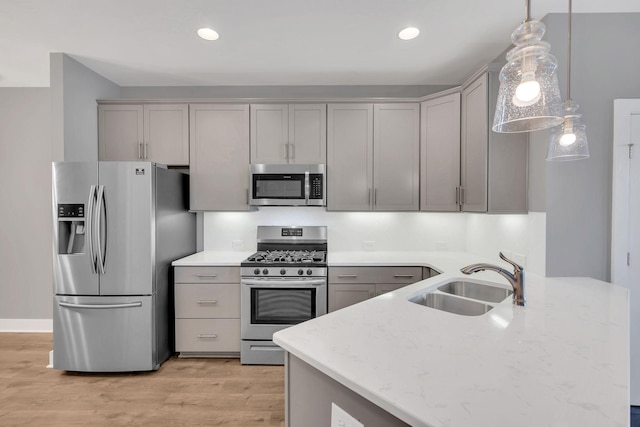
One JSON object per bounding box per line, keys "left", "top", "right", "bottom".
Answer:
{"left": 0, "top": 333, "right": 284, "bottom": 426}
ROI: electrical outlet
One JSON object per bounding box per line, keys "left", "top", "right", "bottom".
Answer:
{"left": 363, "top": 240, "right": 375, "bottom": 250}
{"left": 331, "top": 403, "right": 363, "bottom": 427}
{"left": 435, "top": 241, "right": 449, "bottom": 251}
{"left": 232, "top": 240, "right": 244, "bottom": 250}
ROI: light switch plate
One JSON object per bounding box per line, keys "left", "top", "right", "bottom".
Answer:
{"left": 331, "top": 403, "right": 363, "bottom": 427}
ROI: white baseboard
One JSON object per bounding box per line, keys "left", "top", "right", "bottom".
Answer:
{"left": 0, "top": 319, "right": 53, "bottom": 332}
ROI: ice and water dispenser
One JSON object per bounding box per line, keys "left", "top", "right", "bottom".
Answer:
{"left": 57, "top": 204, "right": 86, "bottom": 254}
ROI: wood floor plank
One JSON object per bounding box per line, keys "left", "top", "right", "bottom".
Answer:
{"left": 0, "top": 333, "right": 285, "bottom": 426}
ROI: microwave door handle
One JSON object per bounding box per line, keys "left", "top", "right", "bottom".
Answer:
{"left": 305, "top": 171, "right": 310, "bottom": 205}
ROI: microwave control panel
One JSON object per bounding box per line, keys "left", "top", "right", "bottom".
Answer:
{"left": 309, "top": 174, "right": 323, "bottom": 199}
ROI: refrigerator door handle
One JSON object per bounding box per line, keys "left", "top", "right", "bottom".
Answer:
{"left": 58, "top": 301, "right": 143, "bottom": 310}
{"left": 95, "top": 185, "right": 107, "bottom": 275}
{"left": 86, "top": 185, "right": 97, "bottom": 274}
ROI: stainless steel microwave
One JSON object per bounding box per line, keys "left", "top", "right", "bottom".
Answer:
{"left": 249, "top": 164, "right": 326, "bottom": 206}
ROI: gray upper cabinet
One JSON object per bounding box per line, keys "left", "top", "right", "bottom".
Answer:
{"left": 327, "top": 104, "right": 374, "bottom": 211}
{"left": 189, "top": 104, "right": 250, "bottom": 211}
{"left": 461, "top": 74, "right": 489, "bottom": 212}
{"left": 461, "top": 67, "right": 528, "bottom": 213}
{"left": 98, "top": 104, "right": 189, "bottom": 166}
{"left": 420, "top": 93, "right": 461, "bottom": 212}
{"left": 373, "top": 104, "right": 420, "bottom": 211}
{"left": 327, "top": 103, "right": 419, "bottom": 211}
{"left": 250, "top": 104, "right": 326, "bottom": 164}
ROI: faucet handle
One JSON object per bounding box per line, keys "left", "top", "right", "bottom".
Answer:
{"left": 499, "top": 252, "right": 523, "bottom": 271}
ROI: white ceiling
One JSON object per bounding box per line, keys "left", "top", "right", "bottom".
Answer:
{"left": 1, "top": 0, "right": 639, "bottom": 88}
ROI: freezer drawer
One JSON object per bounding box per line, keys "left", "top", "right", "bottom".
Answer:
{"left": 53, "top": 295, "right": 155, "bottom": 372}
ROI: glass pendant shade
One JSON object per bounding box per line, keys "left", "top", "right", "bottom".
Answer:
{"left": 546, "top": 101, "right": 589, "bottom": 161}
{"left": 493, "top": 20, "right": 564, "bottom": 133}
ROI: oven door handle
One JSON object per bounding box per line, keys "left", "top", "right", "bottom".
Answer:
{"left": 242, "top": 279, "right": 326, "bottom": 287}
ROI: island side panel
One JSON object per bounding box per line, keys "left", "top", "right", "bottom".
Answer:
{"left": 286, "top": 353, "right": 410, "bottom": 427}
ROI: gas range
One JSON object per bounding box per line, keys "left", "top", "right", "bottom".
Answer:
{"left": 240, "top": 226, "right": 327, "bottom": 278}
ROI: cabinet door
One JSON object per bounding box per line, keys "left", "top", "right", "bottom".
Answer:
{"left": 250, "top": 104, "right": 288, "bottom": 164}
{"left": 373, "top": 103, "right": 420, "bottom": 211}
{"left": 487, "top": 71, "right": 529, "bottom": 213}
{"left": 461, "top": 74, "right": 488, "bottom": 212}
{"left": 328, "top": 284, "right": 376, "bottom": 312}
{"left": 98, "top": 105, "right": 143, "bottom": 161}
{"left": 144, "top": 104, "right": 189, "bottom": 166}
{"left": 327, "top": 104, "right": 374, "bottom": 211}
{"left": 375, "top": 283, "right": 407, "bottom": 296}
{"left": 421, "top": 94, "right": 461, "bottom": 212}
{"left": 189, "top": 104, "right": 250, "bottom": 211}
{"left": 288, "top": 104, "right": 327, "bottom": 164}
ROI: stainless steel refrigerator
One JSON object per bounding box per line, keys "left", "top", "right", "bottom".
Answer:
{"left": 52, "top": 162, "right": 196, "bottom": 372}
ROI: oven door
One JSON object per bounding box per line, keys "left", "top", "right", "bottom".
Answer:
{"left": 241, "top": 278, "right": 327, "bottom": 340}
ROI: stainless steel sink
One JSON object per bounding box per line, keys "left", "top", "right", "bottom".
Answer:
{"left": 437, "top": 281, "right": 512, "bottom": 303}
{"left": 408, "top": 292, "right": 493, "bottom": 316}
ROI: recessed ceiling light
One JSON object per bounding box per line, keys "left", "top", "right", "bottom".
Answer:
{"left": 398, "top": 27, "right": 420, "bottom": 41}
{"left": 197, "top": 28, "right": 219, "bottom": 41}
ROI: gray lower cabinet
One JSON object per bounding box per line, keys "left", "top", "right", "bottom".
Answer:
{"left": 286, "top": 353, "right": 410, "bottom": 427}
{"left": 189, "top": 104, "right": 250, "bottom": 211}
{"left": 328, "top": 266, "right": 423, "bottom": 312}
{"left": 327, "top": 103, "right": 420, "bottom": 211}
{"left": 174, "top": 266, "right": 241, "bottom": 357}
{"left": 461, "top": 66, "right": 528, "bottom": 213}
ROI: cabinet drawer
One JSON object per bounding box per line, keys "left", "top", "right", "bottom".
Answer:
{"left": 175, "top": 319, "right": 240, "bottom": 353}
{"left": 175, "top": 266, "right": 240, "bottom": 284}
{"left": 175, "top": 283, "right": 240, "bottom": 319}
{"left": 329, "top": 266, "right": 422, "bottom": 284}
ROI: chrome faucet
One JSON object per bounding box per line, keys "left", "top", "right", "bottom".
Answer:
{"left": 460, "top": 252, "right": 526, "bottom": 306}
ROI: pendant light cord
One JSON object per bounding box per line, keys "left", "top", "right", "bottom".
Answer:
{"left": 525, "top": 0, "right": 531, "bottom": 22}
{"left": 567, "top": 0, "right": 572, "bottom": 100}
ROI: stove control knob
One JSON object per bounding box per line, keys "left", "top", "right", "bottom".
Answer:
{"left": 263, "top": 269, "right": 269, "bottom": 275}
{"left": 254, "top": 268, "right": 261, "bottom": 275}
{"left": 298, "top": 269, "right": 304, "bottom": 276}
{"left": 280, "top": 268, "right": 287, "bottom": 275}
{"left": 306, "top": 269, "right": 313, "bottom": 276}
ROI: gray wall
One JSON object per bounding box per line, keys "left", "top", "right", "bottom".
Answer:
{"left": 535, "top": 13, "right": 640, "bottom": 279}
{"left": 50, "top": 53, "right": 121, "bottom": 161}
{"left": 0, "top": 88, "right": 53, "bottom": 319}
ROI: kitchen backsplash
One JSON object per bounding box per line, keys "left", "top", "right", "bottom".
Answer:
{"left": 202, "top": 209, "right": 546, "bottom": 275}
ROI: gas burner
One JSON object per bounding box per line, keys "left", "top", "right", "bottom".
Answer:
{"left": 246, "top": 250, "right": 326, "bottom": 265}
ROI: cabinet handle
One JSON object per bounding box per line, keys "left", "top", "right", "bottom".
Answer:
{"left": 393, "top": 274, "right": 414, "bottom": 278}
{"left": 144, "top": 143, "right": 148, "bottom": 159}
{"left": 289, "top": 143, "right": 295, "bottom": 160}
{"left": 196, "top": 274, "right": 218, "bottom": 278}
{"left": 374, "top": 189, "right": 377, "bottom": 206}
{"left": 460, "top": 187, "right": 465, "bottom": 205}
{"left": 337, "top": 274, "right": 358, "bottom": 278}
{"left": 197, "top": 300, "right": 218, "bottom": 304}
{"left": 138, "top": 142, "right": 142, "bottom": 159}
{"left": 197, "top": 334, "right": 218, "bottom": 339}
{"left": 455, "top": 187, "right": 460, "bottom": 205}
{"left": 367, "top": 188, "right": 371, "bottom": 206}
{"left": 283, "top": 143, "right": 289, "bottom": 160}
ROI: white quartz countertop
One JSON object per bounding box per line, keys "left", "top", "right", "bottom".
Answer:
{"left": 271, "top": 252, "right": 630, "bottom": 427}
{"left": 171, "top": 251, "right": 253, "bottom": 266}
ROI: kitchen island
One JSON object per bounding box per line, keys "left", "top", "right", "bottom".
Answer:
{"left": 274, "top": 252, "right": 629, "bottom": 427}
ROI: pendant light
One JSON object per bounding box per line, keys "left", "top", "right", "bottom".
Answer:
{"left": 546, "top": 0, "right": 590, "bottom": 161}
{"left": 493, "top": 0, "right": 564, "bottom": 133}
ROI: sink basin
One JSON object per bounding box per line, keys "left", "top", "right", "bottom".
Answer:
{"left": 408, "top": 293, "right": 493, "bottom": 316}
{"left": 437, "top": 281, "right": 512, "bottom": 303}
